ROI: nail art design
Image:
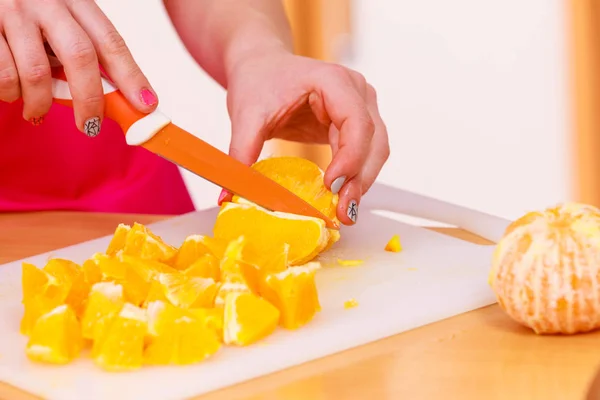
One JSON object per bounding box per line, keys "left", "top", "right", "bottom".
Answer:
{"left": 347, "top": 200, "right": 358, "bottom": 223}
{"left": 217, "top": 189, "right": 230, "bottom": 205}
{"left": 30, "top": 116, "right": 44, "bottom": 126}
{"left": 84, "top": 117, "right": 101, "bottom": 137}
{"left": 331, "top": 176, "right": 346, "bottom": 194}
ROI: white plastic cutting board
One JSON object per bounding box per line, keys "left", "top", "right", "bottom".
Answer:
{"left": 0, "top": 183, "right": 511, "bottom": 400}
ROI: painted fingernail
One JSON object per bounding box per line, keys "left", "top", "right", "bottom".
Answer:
{"left": 347, "top": 199, "right": 358, "bottom": 223}
{"left": 29, "top": 116, "right": 44, "bottom": 126}
{"left": 140, "top": 88, "right": 158, "bottom": 106}
{"left": 331, "top": 176, "right": 346, "bottom": 194}
{"left": 218, "top": 189, "right": 231, "bottom": 205}
{"left": 84, "top": 117, "right": 101, "bottom": 137}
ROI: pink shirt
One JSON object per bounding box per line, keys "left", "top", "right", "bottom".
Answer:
{"left": 0, "top": 100, "right": 195, "bottom": 215}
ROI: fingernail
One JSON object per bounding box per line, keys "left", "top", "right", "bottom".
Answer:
{"left": 84, "top": 117, "right": 101, "bottom": 137}
{"left": 347, "top": 199, "right": 358, "bottom": 223}
{"left": 218, "top": 189, "right": 231, "bottom": 206}
{"left": 29, "top": 116, "right": 45, "bottom": 126}
{"left": 331, "top": 176, "right": 346, "bottom": 194}
{"left": 140, "top": 88, "right": 158, "bottom": 106}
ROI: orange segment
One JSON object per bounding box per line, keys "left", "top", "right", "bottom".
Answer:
{"left": 122, "top": 223, "right": 177, "bottom": 264}
{"left": 385, "top": 235, "right": 402, "bottom": 252}
{"left": 93, "top": 303, "right": 148, "bottom": 371}
{"left": 184, "top": 253, "right": 221, "bottom": 281}
{"left": 157, "top": 273, "right": 219, "bottom": 308}
{"left": 262, "top": 262, "right": 321, "bottom": 330}
{"left": 214, "top": 202, "right": 330, "bottom": 265}
{"left": 144, "top": 301, "right": 221, "bottom": 365}
{"left": 25, "top": 304, "right": 82, "bottom": 364}
{"left": 81, "top": 282, "right": 125, "bottom": 341}
{"left": 106, "top": 223, "right": 131, "bottom": 256}
{"left": 174, "top": 235, "right": 228, "bottom": 270}
{"left": 247, "top": 156, "right": 338, "bottom": 220}
{"left": 223, "top": 292, "right": 280, "bottom": 346}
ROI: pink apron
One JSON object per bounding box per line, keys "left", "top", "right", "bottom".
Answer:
{"left": 0, "top": 100, "right": 195, "bottom": 215}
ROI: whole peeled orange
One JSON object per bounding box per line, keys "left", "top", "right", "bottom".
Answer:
{"left": 489, "top": 202, "right": 600, "bottom": 334}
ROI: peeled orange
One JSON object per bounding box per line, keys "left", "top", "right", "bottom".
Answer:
{"left": 223, "top": 292, "right": 280, "bottom": 346}
{"left": 489, "top": 202, "right": 600, "bottom": 334}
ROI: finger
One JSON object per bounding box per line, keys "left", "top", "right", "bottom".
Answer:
{"left": 218, "top": 107, "right": 267, "bottom": 204}
{"left": 316, "top": 67, "right": 375, "bottom": 194}
{"left": 336, "top": 174, "right": 362, "bottom": 225}
{"left": 4, "top": 15, "right": 52, "bottom": 121}
{"left": 67, "top": 0, "right": 158, "bottom": 112}
{"left": 0, "top": 31, "right": 20, "bottom": 103}
{"left": 38, "top": 5, "right": 104, "bottom": 136}
{"left": 360, "top": 84, "right": 390, "bottom": 194}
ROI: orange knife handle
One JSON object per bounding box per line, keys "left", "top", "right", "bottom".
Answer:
{"left": 50, "top": 66, "right": 171, "bottom": 144}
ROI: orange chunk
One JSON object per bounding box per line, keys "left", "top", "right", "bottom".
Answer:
{"left": 82, "top": 255, "right": 104, "bottom": 285}
{"left": 157, "top": 273, "right": 219, "bottom": 308}
{"left": 262, "top": 262, "right": 321, "bottom": 330}
{"left": 21, "top": 294, "right": 64, "bottom": 336}
{"left": 173, "top": 235, "right": 228, "bottom": 270}
{"left": 344, "top": 298, "right": 359, "bottom": 309}
{"left": 184, "top": 253, "right": 221, "bottom": 281}
{"left": 122, "top": 223, "right": 177, "bottom": 264}
{"left": 93, "top": 303, "right": 148, "bottom": 371}
{"left": 223, "top": 292, "right": 280, "bottom": 346}
{"left": 81, "top": 282, "right": 125, "bottom": 342}
{"left": 385, "top": 235, "right": 402, "bottom": 252}
{"left": 144, "top": 301, "right": 221, "bottom": 365}
{"left": 106, "top": 223, "right": 131, "bottom": 256}
{"left": 116, "top": 254, "right": 178, "bottom": 305}
{"left": 213, "top": 202, "right": 330, "bottom": 265}
{"left": 26, "top": 304, "right": 82, "bottom": 364}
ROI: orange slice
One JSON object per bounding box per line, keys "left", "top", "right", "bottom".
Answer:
{"left": 144, "top": 301, "right": 221, "bottom": 365}
{"left": 106, "top": 223, "right": 131, "bottom": 256}
{"left": 184, "top": 253, "right": 221, "bottom": 281}
{"left": 385, "top": 235, "right": 402, "bottom": 252}
{"left": 81, "top": 282, "right": 125, "bottom": 342}
{"left": 122, "top": 223, "right": 177, "bottom": 264}
{"left": 25, "top": 304, "right": 82, "bottom": 364}
{"left": 157, "top": 273, "right": 219, "bottom": 308}
{"left": 247, "top": 156, "right": 338, "bottom": 220}
{"left": 173, "top": 235, "right": 228, "bottom": 270}
{"left": 262, "top": 262, "right": 321, "bottom": 329}
{"left": 223, "top": 292, "right": 280, "bottom": 346}
{"left": 213, "top": 202, "right": 330, "bottom": 265}
{"left": 93, "top": 303, "right": 148, "bottom": 371}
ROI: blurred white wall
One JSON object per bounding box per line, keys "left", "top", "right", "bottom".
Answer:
{"left": 97, "top": 0, "right": 573, "bottom": 221}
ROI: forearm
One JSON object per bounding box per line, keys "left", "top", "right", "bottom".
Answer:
{"left": 163, "top": 0, "right": 294, "bottom": 88}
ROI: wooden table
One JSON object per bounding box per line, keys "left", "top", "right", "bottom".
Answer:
{"left": 2, "top": 211, "right": 600, "bottom": 400}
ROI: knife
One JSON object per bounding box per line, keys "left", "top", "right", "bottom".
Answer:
{"left": 50, "top": 66, "right": 339, "bottom": 230}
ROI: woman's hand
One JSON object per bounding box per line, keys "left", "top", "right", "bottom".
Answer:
{"left": 0, "top": 0, "right": 158, "bottom": 135}
{"left": 224, "top": 50, "right": 390, "bottom": 226}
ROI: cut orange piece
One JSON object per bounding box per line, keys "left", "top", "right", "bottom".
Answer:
{"left": 385, "top": 235, "right": 402, "bottom": 252}
{"left": 83, "top": 253, "right": 128, "bottom": 280}
{"left": 214, "top": 202, "right": 330, "bottom": 266}
{"left": 106, "top": 223, "right": 131, "bottom": 256}
{"left": 81, "top": 282, "right": 125, "bottom": 342}
{"left": 247, "top": 156, "right": 338, "bottom": 220}
{"left": 26, "top": 304, "right": 82, "bottom": 364}
{"left": 142, "top": 280, "right": 170, "bottom": 307}
{"left": 21, "top": 294, "right": 64, "bottom": 336}
{"left": 173, "top": 235, "right": 228, "bottom": 270}
{"left": 21, "top": 262, "right": 59, "bottom": 301}
{"left": 262, "top": 262, "right": 321, "bottom": 330}
{"left": 158, "top": 273, "right": 219, "bottom": 308}
{"left": 122, "top": 223, "right": 177, "bottom": 264}
{"left": 116, "top": 254, "right": 178, "bottom": 305}
{"left": 337, "top": 259, "right": 364, "bottom": 266}
{"left": 223, "top": 292, "right": 280, "bottom": 346}
{"left": 189, "top": 307, "right": 224, "bottom": 340}
{"left": 184, "top": 253, "right": 221, "bottom": 281}
{"left": 82, "top": 255, "right": 103, "bottom": 285}
{"left": 344, "top": 298, "right": 359, "bottom": 309}
{"left": 93, "top": 303, "right": 147, "bottom": 371}
{"left": 43, "top": 259, "right": 89, "bottom": 316}
{"left": 144, "top": 301, "right": 221, "bottom": 365}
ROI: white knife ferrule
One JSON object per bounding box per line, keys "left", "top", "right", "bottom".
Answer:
{"left": 125, "top": 109, "right": 172, "bottom": 146}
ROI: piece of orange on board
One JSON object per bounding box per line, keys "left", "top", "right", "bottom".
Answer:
{"left": 223, "top": 292, "right": 280, "bottom": 346}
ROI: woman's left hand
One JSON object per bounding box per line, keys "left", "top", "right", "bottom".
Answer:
{"left": 223, "top": 49, "right": 390, "bottom": 226}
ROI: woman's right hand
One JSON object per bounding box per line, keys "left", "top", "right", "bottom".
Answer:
{"left": 0, "top": 0, "right": 158, "bottom": 136}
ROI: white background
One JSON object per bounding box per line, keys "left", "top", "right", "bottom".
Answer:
{"left": 97, "top": 0, "right": 573, "bottom": 221}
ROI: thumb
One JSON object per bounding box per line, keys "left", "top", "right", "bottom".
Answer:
{"left": 217, "top": 113, "right": 266, "bottom": 205}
